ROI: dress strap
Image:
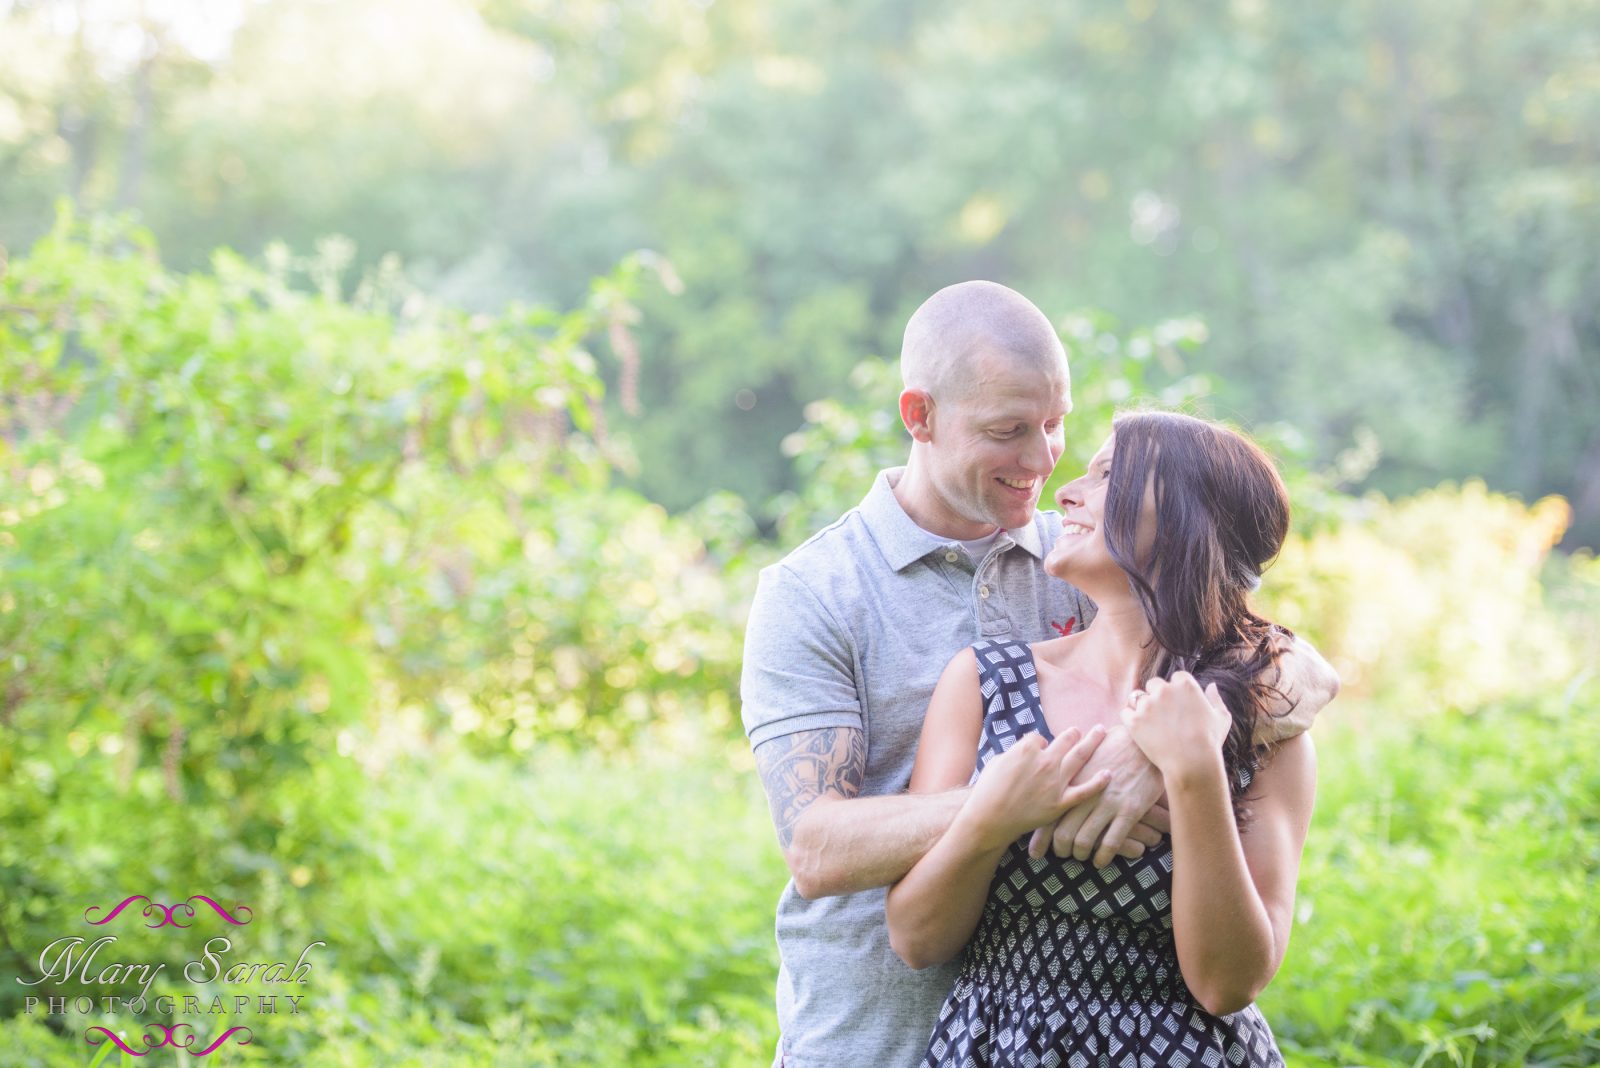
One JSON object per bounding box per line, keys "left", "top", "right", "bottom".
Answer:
{"left": 970, "top": 639, "right": 1045, "bottom": 777}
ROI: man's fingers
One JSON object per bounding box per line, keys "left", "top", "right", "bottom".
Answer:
{"left": 1071, "top": 804, "right": 1115, "bottom": 863}
{"left": 1114, "top": 837, "right": 1147, "bottom": 860}
{"left": 1050, "top": 804, "right": 1092, "bottom": 859}
{"left": 1092, "top": 813, "right": 1139, "bottom": 869}
{"left": 1028, "top": 823, "right": 1054, "bottom": 860}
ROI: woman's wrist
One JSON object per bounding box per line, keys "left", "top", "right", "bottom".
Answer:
{"left": 950, "top": 801, "right": 1018, "bottom": 857}
{"left": 1159, "top": 747, "right": 1228, "bottom": 797}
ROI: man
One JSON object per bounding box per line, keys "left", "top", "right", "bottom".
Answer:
{"left": 741, "top": 281, "right": 1337, "bottom": 1068}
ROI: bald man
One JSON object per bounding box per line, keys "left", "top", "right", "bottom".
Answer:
{"left": 740, "top": 281, "right": 1336, "bottom": 1068}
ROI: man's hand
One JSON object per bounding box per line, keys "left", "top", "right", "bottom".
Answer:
{"left": 1026, "top": 723, "right": 1166, "bottom": 868}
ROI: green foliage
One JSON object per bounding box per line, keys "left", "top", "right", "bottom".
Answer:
{"left": 4, "top": 0, "right": 1597, "bottom": 539}
{"left": 3, "top": 212, "right": 1597, "bottom": 1066}
{"left": 4, "top": 672, "right": 1593, "bottom": 1066}
{"left": 0, "top": 735, "right": 786, "bottom": 1066}
{"left": 1262, "top": 686, "right": 1600, "bottom": 1066}
{"left": 0, "top": 212, "right": 746, "bottom": 1022}
{"left": 1260, "top": 481, "right": 1578, "bottom": 711}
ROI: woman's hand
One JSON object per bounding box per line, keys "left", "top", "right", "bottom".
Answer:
{"left": 1120, "top": 672, "right": 1230, "bottom": 780}
{"left": 957, "top": 725, "right": 1110, "bottom": 852}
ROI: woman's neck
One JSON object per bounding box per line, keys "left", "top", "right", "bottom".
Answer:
{"left": 1069, "top": 590, "right": 1158, "bottom": 695}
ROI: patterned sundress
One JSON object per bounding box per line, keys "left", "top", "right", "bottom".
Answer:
{"left": 921, "top": 639, "right": 1285, "bottom": 1068}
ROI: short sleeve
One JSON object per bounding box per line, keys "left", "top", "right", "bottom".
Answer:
{"left": 740, "top": 562, "right": 864, "bottom": 750}
{"left": 1253, "top": 635, "right": 1332, "bottom": 744}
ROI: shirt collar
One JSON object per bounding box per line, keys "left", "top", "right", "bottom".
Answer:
{"left": 860, "top": 467, "right": 1046, "bottom": 572}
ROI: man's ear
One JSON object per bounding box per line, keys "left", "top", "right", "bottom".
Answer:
{"left": 899, "top": 389, "right": 935, "bottom": 443}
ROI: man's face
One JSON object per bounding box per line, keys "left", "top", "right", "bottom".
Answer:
{"left": 924, "top": 349, "right": 1070, "bottom": 534}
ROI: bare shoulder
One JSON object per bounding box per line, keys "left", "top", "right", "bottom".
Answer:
{"left": 908, "top": 647, "right": 984, "bottom": 793}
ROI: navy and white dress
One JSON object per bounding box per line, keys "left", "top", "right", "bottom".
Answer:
{"left": 921, "top": 639, "right": 1285, "bottom": 1068}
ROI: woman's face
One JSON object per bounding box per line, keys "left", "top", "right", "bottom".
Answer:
{"left": 1044, "top": 431, "right": 1157, "bottom": 586}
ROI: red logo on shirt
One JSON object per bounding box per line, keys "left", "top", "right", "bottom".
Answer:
{"left": 1050, "top": 617, "right": 1077, "bottom": 636}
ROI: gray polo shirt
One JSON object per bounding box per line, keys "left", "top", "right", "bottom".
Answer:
{"left": 741, "top": 467, "right": 1096, "bottom": 1068}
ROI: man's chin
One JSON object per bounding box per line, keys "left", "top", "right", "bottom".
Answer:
{"left": 990, "top": 506, "right": 1036, "bottom": 532}
{"left": 1003, "top": 496, "right": 1041, "bottom": 527}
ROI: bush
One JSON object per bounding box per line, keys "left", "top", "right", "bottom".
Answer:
{"left": 0, "top": 733, "right": 787, "bottom": 1067}
{"left": 1260, "top": 481, "right": 1579, "bottom": 713}
{"left": 0, "top": 210, "right": 746, "bottom": 1029}
{"left": 1263, "top": 683, "right": 1600, "bottom": 1066}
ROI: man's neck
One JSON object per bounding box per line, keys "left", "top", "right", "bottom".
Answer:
{"left": 890, "top": 463, "right": 1001, "bottom": 541}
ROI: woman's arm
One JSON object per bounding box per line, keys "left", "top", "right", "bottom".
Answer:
{"left": 1122, "top": 674, "right": 1318, "bottom": 1015}
{"left": 888, "top": 650, "right": 1110, "bottom": 970}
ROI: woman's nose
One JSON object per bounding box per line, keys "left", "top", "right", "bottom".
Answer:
{"left": 1055, "top": 481, "right": 1080, "bottom": 510}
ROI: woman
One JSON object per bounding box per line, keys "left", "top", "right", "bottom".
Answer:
{"left": 886, "top": 410, "right": 1317, "bottom": 1067}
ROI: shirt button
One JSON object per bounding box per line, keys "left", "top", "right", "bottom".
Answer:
{"left": 945, "top": 550, "right": 959, "bottom": 563}
{"left": 979, "top": 585, "right": 991, "bottom": 599}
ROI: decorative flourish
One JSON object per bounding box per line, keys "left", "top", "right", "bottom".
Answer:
{"left": 183, "top": 895, "right": 253, "bottom": 926}
{"left": 191, "top": 1027, "right": 254, "bottom": 1055}
{"left": 1049, "top": 616, "right": 1077, "bottom": 637}
{"left": 84, "top": 895, "right": 254, "bottom": 928}
{"left": 85, "top": 1024, "right": 253, "bottom": 1056}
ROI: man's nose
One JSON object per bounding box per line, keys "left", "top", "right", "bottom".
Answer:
{"left": 1020, "top": 431, "right": 1055, "bottom": 475}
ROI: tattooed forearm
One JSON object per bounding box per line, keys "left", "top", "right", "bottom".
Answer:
{"left": 754, "top": 727, "right": 867, "bottom": 850}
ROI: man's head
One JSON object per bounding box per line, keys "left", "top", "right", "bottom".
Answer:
{"left": 897, "top": 281, "right": 1072, "bottom": 537}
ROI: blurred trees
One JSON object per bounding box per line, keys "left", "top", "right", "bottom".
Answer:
{"left": 1, "top": 0, "right": 1596, "bottom": 541}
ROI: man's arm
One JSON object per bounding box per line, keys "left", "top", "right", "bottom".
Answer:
{"left": 754, "top": 727, "right": 967, "bottom": 899}
{"left": 742, "top": 562, "right": 969, "bottom": 899}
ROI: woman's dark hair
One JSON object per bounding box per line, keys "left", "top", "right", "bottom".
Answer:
{"left": 1101, "top": 410, "right": 1296, "bottom": 821}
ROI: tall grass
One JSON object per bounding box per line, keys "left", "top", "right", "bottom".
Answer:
{"left": 6, "top": 682, "right": 1595, "bottom": 1066}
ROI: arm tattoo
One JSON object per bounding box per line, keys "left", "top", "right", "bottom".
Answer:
{"left": 754, "top": 727, "right": 867, "bottom": 850}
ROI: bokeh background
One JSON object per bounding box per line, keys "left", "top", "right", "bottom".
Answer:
{"left": 1, "top": 0, "right": 1597, "bottom": 1065}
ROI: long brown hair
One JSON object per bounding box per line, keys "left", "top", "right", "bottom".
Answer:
{"left": 1101, "top": 410, "right": 1295, "bottom": 818}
